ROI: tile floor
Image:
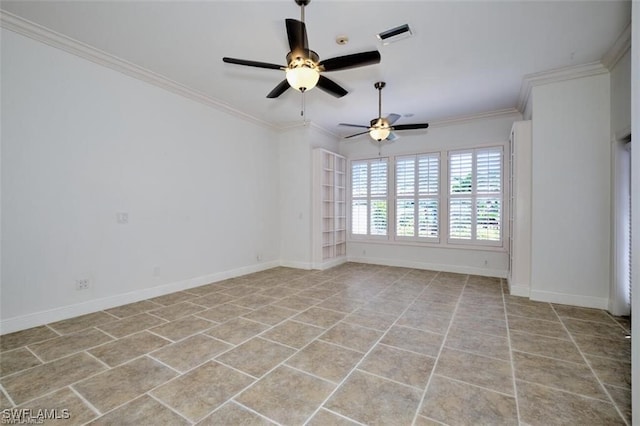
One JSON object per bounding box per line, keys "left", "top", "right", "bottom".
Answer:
{"left": 0, "top": 263, "right": 632, "bottom": 425}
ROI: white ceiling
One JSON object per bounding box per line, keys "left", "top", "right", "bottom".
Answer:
{"left": 1, "top": 0, "right": 631, "bottom": 137}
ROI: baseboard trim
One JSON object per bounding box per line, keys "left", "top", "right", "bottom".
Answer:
{"left": 0, "top": 261, "right": 279, "bottom": 334}
{"left": 311, "top": 257, "right": 347, "bottom": 271}
{"left": 279, "top": 260, "right": 313, "bottom": 270}
{"left": 347, "top": 256, "right": 507, "bottom": 278}
{"left": 529, "top": 289, "right": 608, "bottom": 310}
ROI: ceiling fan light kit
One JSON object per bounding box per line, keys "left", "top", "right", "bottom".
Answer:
{"left": 340, "top": 81, "right": 430, "bottom": 144}
{"left": 221, "top": 0, "right": 381, "bottom": 99}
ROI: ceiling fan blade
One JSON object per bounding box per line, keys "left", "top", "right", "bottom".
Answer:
{"left": 223, "top": 57, "right": 284, "bottom": 70}
{"left": 386, "top": 113, "right": 401, "bottom": 125}
{"left": 345, "top": 130, "right": 371, "bottom": 139}
{"left": 319, "top": 51, "right": 381, "bottom": 72}
{"left": 391, "top": 123, "right": 430, "bottom": 131}
{"left": 339, "top": 123, "right": 370, "bottom": 129}
{"left": 386, "top": 132, "right": 399, "bottom": 142}
{"left": 266, "top": 79, "right": 291, "bottom": 98}
{"left": 316, "top": 75, "right": 348, "bottom": 98}
{"left": 286, "top": 19, "right": 309, "bottom": 54}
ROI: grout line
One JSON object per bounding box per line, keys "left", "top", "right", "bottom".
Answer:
{"left": 230, "top": 399, "right": 285, "bottom": 426}
{"left": 501, "top": 282, "right": 522, "bottom": 425}
{"left": 321, "top": 407, "right": 368, "bottom": 425}
{"left": 354, "top": 367, "right": 424, "bottom": 392}
{"left": 68, "top": 385, "right": 102, "bottom": 417}
{"left": 431, "top": 372, "right": 516, "bottom": 398}
{"left": 411, "top": 272, "right": 469, "bottom": 425}
{"left": 0, "top": 384, "right": 16, "bottom": 408}
{"left": 146, "top": 392, "right": 197, "bottom": 424}
{"left": 24, "top": 345, "right": 46, "bottom": 364}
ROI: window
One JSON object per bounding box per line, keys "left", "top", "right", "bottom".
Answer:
{"left": 448, "top": 147, "right": 502, "bottom": 244}
{"left": 351, "top": 158, "right": 388, "bottom": 237}
{"left": 349, "top": 145, "right": 503, "bottom": 248}
{"left": 396, "top": 153, "right": 440, "bottom": 240}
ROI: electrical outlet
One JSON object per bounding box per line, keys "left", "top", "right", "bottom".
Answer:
{"left": 76, "top": 279, "right": 90, "bottom": 290}
{"left": 116, "top": 212, "right": 129, "bottom": 224}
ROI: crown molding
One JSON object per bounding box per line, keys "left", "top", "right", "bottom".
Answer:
{"left": 0, "top": 10, "right": 276, "bottom": 131}
{"left": 601, "top": 22, "right": 631, "bottom": 70}
{"left": 516, "top": 61, "right": 609, "bottom": 113}
{"left": 429, "top": 108, "right": 521, "bottom": 129}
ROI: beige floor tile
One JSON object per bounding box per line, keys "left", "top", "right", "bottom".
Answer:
{"left": 306, "top": 408, "right": 360, "bottom": 425}
{"left": 451, "top": 314, "right": 508, "bottom": 337}
{"left": 396, "top": 310, "right": 452, "bottom": 335}
{"left": 149, "top": 291, "right": 196, "bottom": 306}
{"left": 343, "top": 308, "right": 398, "bottom": 331}
{"left": 297, "top": 287, "right": 341, "bottom": 301}
{"left": 17, "top": 387, "right": 97, "bottom": 426}
{"left": 325, "top": 370, "right": 422, "bottom": 425}
{"left": 457, "top": 303, "right": 505, "bottom": 319}
{"left": 359, "top": 344, "right": 435, "bottom": 389}
{"left": 148, "top": 301, "right": 206, "bottom": 321}
{"left": 149, "top": 316, "right": 214, "bottom": 341}
{"left": 241, "top": 305, "right": 298, "bottom": 326}
{"left": 414, "top": 414, "right": 446, "bottom": 425}
{"left": 363, "top": 298, "right": 411, "bottom": 316}
{"left": 97, "top": 313, "right": 166, "bottom": 338}
{"left": 151, "top": 334, "right": 232, "bottom": 372}
{"left": 516, "top": 380, "right": 625, "bottom": 425}
{"left": 28, "top": 328, "right": 113, "bottom": 362}
{"left": 562, "top": 318, "right": 628, "bottom": 338}
{"left": 233, "top": 294, "right": 279, "bottom": 309}
{"left": 510, "top": 330, "right": 583, "bottom": 363}
{"left": 506, "top": 303, "right": 558, "bottom": 321}
{"left": 205, "top": 317, "right": 269, "bottom": 345}
{"left": 418, "top": 290, "right": 460, "bottom": 305}
{"left": 512, "top": 351, "right": 606, "bottom": 399}
{"left": 104, "top": 300, "right": 162, "bottom": 319}
{"left": 293, "top": 307, "right": 346, "bottom": 329}
{"left": 420, "top": 375, "right": 518, "bottom": 425}
{"left": 88, "top": 395, "right": 188, "bottom": 425}
{"left": 605, "top": 384, "right": 631, "bottom": 424}
{"left": 236, "top": 365, "right": 334, "bottom": 425}
{"left": 319, "top": 322, "right": 382, "bottom": 353}
{"left": 586, "top": 355, "right": 631, "bottom": 388}
{"left": 49, "top": 312, "right": 118, "bottom": 335}
{"left": 507, "top": 315, "right": 569, "bottom": 340}
{"left": 259, "top": 285, "right": 298, "bottom": 299}
{"left": 273, "top": 295, "right": 319, "bottom": 311}
{"left": 435, "top": 348, "right": 513, "bottom": 395}
{"left": 317, "top": 296, "right": 365, "bottom": 313}
{"left": 216, "top": 337, "right": 295, "bottom": 378}
{"left": 380, "top": 326, "right": 443, "bottom": 357}
{"left": 572, "top": 333, "right": 631, "bottom": 360}
{"left": 151, "top": 361, "right": 254, "bottom": 422}
{"left": 88, "top": 331, "right": 171, "bottom": 367}
{"left": 196, "top": 401, "right": 276, "bottom": 425}
{"left": 286, "top": 340, "right": 363, "bottom": 383}
{"left": 195, "top": 304, "right": 252, "bottom": 323}
{"left": 192, "top": 292, "right": 237, "bottom": 308}
{"left": 444, "top": 327, "right": 510, "bottom": 360}
{"left": 219, "top": 285, "right": 260, "bottom": 298}
{"left": 0, "top": 348, "right": 41, "bottom": 377}
{"left": 74, "top": 356, "right": 177, "bottom": 413}
{"left": 0, "top": 390, "right": 10, "bottom": 409}
{"left": 0, "top": 326, "right": 59, "bottom": 352}
{"left": 261, "top": 320, "right": 325, "bottom": 349}
{"left": 2, "top": 353, "right": 106, "bottom": 404}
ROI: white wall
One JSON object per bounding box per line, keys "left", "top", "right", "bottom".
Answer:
{"left": 1, "top": 30, "right": 281, "bottom": 332}
{"left": 278, "top": 124, "right": 338, "bottom": 269}
{"left": 610, "top": 49, "right": 631, "bottom": 138}
{"left": 339, "top": 112, "right": 521, "bottom": 277}
{"left": 530, "top": 73, "right": 611, "bottom": 309}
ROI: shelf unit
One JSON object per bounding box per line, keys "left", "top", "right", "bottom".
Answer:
{"left": 508, "top": 120, "right": 532, "bottom": 297}
{"left": 312, "top": 148, "right": 347, "bottom": 269}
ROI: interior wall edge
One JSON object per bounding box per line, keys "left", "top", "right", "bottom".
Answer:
{"left": 529, "top": 289, "right": 609, "bottom": 310}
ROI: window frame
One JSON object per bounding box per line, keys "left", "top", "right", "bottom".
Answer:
{"left": 347, "top": 143, "right": 506, "bottom": 251}
{"left": 447, "top": 146, "right": 504, "bottom": 247}
{"left": 349, "top": 157, "right": 390, "bottom": 241}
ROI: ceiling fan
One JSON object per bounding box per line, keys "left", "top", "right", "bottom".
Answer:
{"left": 340, "top": 82, "right": 430, "bottom": 142}
{"left": 222, "top": 0, "right": 380, "bottom": 99}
